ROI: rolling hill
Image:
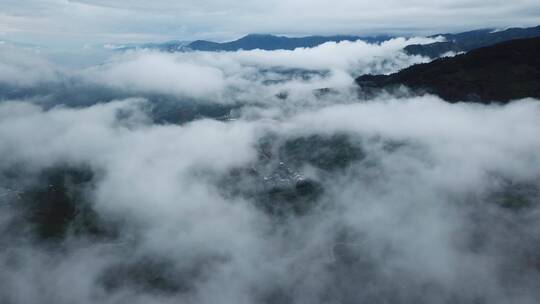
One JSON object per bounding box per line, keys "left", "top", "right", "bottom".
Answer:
{"left": 357, "top": 37, "right": 540, "bottom": 103}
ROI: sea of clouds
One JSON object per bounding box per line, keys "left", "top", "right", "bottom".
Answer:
{"left": 0, "top": 37, "right": 539, "bottom": 304}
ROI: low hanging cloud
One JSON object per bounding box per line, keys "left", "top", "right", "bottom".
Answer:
{"left": 1, "top": 93, "right": 540, "bottom": 303}
{"left": 0, "top": 42, "right": 61, "bottom": 88}
{"left": 0, "top": 36, "right": 436, "bottom": 104}
{"left": 1, "top": 37, "right": 434, "bottom": 105}
{"left": 84, "top": 53, "right": 227, "bottom": 99}
{"left": 1, "top": 28, "right": 540, "bottom": 304}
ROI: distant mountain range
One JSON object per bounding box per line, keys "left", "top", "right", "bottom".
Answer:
{"left": 120, "top": 34, "right": 393, "bottom": 52}
{"left": 356, "top": 37, "right": 540, "bottom": 103}
{"left": 405, "top": 25, "right": 540, "bottom": 58}
{"left": 116, "top": 25, "right": 540, "bottom": 55}
{"left": 113, "top": 40, "right": 192, "bottom": 52}
{"left": 184, "top": 34, "right": 392, "bottom": 51}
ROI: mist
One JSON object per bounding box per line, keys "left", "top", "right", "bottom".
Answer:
{"left": 1, "top": 36, "right": 539, "bottom": 304}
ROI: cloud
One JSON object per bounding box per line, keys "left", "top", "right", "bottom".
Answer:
{"left": 77, "top": 37, "right": 434, "bottom": 102}
{"left": 2, "top": 0, "right": 540, "bottom": 47}
{"left": 84, "top": 52, "right": 226, "bottom": 99}
{"left": 1, "top": 22, "right": 540, "bottom": 303}
{"left": 0, "top": 37, "right": 434, "bottom": 104}
{"left": 1, "top": 93, "right": 540, "bottom": 303}
{"left": 0, "top": 42, "right": 61, "bottom": 87}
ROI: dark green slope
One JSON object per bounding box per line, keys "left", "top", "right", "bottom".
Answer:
{"left": 357, "top": 38, "right": 540, "bottom": 103}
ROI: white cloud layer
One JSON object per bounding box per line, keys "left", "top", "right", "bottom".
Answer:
{"left": 0, "top": 37, "right": 433, "bottom": 101}
{"left": 0, "top": 43, "right": 61, "bottom": 87}
{"left": 77, "top": 37, "right": 433, "bottom": 101}
{"left": 1, "top": 20, "right": 540, "bottom": 304}
{"left": 1, "top": 95, "right": 540, "bottom": 303}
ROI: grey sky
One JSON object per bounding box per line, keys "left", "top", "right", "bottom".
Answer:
{"left": 1, "top": 0, "right": 540, "bottom": 48}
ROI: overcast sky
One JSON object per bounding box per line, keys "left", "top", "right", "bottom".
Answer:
{"left": 1, "top": 0, "right": 540, "bottom": 48}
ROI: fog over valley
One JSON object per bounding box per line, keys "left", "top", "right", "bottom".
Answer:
{"left": 1, "top": 3, "right": 540, "bottom": 303}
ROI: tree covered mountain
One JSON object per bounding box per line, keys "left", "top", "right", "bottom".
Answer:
{"left": 119, "top": 26, "right": 540, "bottom": 55}
{"left": 405, "top": 25, "right": 540, "bottom": 58}
{"left": 122, "top": 34, "right": 392, "bottom": 52}
{"left": 357, "top": 37, "right": 540, "bottom": 103}
{"left": 185, "top": 34, "right": 391, "bottom": 51}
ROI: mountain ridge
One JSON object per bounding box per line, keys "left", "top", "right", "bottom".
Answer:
{"left": 185, "top": 33, "right": 392, "bottom": 51}
{"left": 120, "top": 33, "right": 393, "bottom": 52}
{"left": 356, "top": 37, "right": 540, "bottom": 103}
{"left": 115, "top": 25, "right": 540, "bottom": 54}
{"left": 405, "top": 25, "right": 540, "bottom": 58}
